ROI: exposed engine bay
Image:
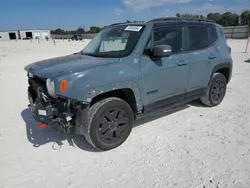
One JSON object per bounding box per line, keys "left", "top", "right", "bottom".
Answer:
{"left": 27, "top": 75, "right": 85, "bottom": 134}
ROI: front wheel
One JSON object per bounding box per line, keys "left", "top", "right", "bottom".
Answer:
{"left": 83, "top": 97, "right": 134, "bottom": 151}
{"left": 200, "top": 72, "right": 227, "bottom": 107}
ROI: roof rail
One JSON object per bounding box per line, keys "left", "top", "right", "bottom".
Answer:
{"left": 108, "top": 22, "right": 129, "bottom": 27}
{"left": 103, "top": 21, "right": 145, "bottom": 29}
{"left": 147, "top": 17, "right": 216, "bottom": 23}
{"left": 101, "top": 22, "right": 125, "bottom": 29}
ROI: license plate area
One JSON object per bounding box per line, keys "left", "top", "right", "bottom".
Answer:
{"left": 28, "top": 86, "right": 58, "bottom": 124}
{"left": 38, "top": 109, "right": 47, "bottom": 116}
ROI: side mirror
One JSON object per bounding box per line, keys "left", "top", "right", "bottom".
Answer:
{"left": 153, "top": 45, "right": 172, "bottom": 57}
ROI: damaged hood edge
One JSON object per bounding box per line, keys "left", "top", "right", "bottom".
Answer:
{"left": 24, "top": 53, "right": 119, "bottom": 79}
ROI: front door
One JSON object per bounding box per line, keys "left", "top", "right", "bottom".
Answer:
{"left": 141, "top": 25, "right": 189, "bottom": 110}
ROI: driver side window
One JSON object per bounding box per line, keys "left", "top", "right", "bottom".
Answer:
{"left": 153, "top": 26, "right": 183, "bottom": 54}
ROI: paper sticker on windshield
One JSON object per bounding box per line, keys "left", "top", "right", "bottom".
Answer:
{"left": 125, "top": 26, "right": 142, "bottom": 32}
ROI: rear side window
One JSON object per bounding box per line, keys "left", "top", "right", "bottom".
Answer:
{"left": 188, "top": 25, "right": 218, "bottom": 51}
{"left": 208, "top": 25, "right": 218, "bottom": 44}
{"left": 153, "top": 26, "right": 183, "bottom": 54}
{"left": 219, "top": 27, "right": 226, "bottom": 39}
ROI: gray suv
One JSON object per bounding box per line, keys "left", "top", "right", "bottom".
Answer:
{"left": 24, "top": 17, "right": 232, "bottom": 151}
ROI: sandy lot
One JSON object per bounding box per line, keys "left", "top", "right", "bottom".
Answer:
{"left": 0, "top": 39, "right": 250, "bottom": 188}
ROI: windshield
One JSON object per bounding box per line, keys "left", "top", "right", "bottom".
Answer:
{"left": 82, "top": 25, "right": 144, "bottom": 58}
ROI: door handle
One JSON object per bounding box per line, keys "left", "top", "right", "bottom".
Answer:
{"left": 177, "top": 60, "right": 188, "bottom": 66}
{"left": 208, "top": 56, "right": 216, "bottom": 59}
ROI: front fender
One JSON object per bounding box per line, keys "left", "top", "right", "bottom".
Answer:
{"left": 54, "top": 56, "right": 143, "bottom": 111}
{"left": 83, "top": 81, "right": 143, "bottom": 111}
{"left": 57, "top": 76, "right": 143, "bottom": 111}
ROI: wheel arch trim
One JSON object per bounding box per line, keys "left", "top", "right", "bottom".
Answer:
{"left": 208, "top": 62, "right": 232, "bottom": 86}
{"left": 83, "top": 81, "right": 143, "bottom": 112}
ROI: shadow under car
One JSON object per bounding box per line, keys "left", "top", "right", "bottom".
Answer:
{"left": 21, "top": 100, "right": 202, "bottom": 151}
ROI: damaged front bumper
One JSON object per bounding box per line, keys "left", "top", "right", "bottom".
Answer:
{"left": 28, "top": 86, "right": 58, "bottom": 124}
{"left": 27, "top": 76, "right": 75, "bottom": 129}
{"left": 27, "top": 75, "right": 89, "bottom": 134}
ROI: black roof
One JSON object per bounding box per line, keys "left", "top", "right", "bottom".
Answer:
{"left": 148, "top": 17, "right": 217, "bottom": 28}
{"left": 104, "top": 17, "right": 216, "bottom": 29}
{"left": 147, "top": 17, "right": 216, "bottom": 23}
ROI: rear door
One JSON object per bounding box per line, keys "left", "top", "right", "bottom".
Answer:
{"left": 185, "top": 24, "right": 218, "bottom": 97}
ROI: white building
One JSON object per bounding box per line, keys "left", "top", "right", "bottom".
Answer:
{"left": 0, "top": 30, "right": 19, "bottom": 41}
{"left": 0, "top": 29, "right": 51, "bottom": 41}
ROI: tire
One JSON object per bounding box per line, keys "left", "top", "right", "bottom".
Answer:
{"left": 200, "top": 72, "right": 227, "bottom": 107}
{"left": 83, "top": 97, "right": 134, "bottom": 151}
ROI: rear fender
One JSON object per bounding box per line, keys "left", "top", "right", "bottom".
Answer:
{"left": 208, "top": 62, "right": 232, "bottom": 87}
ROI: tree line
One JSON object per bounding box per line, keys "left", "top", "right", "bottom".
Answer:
{"left": 51, "top": 10, "right": 250, "bottom": 35}
{"left": 177, "top": 10, "right": 250, "bottom": 27}
{"left": 51, "top": 25, "right": 101, "bottom": 35}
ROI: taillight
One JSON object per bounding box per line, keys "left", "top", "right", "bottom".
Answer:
{"left": 229, "top": 47, "right": 231, "bottom": 55}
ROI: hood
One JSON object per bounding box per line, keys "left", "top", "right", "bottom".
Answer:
{"left": 24, "top": 52, "right": 118, "bottom": 78}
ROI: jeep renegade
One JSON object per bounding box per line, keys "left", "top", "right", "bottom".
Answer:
{"left": 24, "top": 17, "right": 232, "bottom": 151}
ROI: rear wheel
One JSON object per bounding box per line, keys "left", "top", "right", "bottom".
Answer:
{"left": 84, "top": 97, "right": 134, "bottom": 151}
{"left": 200, "top": 72, "right": 227, "bottom": 107}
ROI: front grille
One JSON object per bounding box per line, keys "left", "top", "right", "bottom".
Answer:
{"left": 28, "top": 76, "right": 47, "bottom": 95}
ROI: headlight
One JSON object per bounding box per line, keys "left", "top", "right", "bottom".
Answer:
{"left": 28, "top": 72, "right": 34, "bottom": 78}
{"left": 46, "top": 78, "right": 56, "bottom": 97}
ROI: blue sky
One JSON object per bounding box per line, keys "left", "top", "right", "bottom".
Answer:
{"left": 0, "top": 0, "right": 249, "bottom": 30}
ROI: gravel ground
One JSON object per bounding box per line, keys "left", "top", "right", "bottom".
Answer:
{"left": 0, "top": 39, "right": 250, "bottom": 188}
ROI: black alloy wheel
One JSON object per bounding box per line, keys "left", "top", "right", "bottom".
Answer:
{"left": 98, "top": 108, "right": 129, "bottom": 144}
{"left": 200, "top": 72, "right": 227, "bottom": 107}
{"left": 83, "top": 97, "right": 134, "bottom": 151}
{"left": 210, "top": 77, "right": 226, "bottom": 104}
